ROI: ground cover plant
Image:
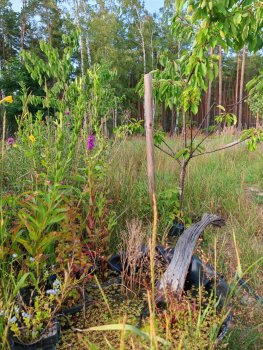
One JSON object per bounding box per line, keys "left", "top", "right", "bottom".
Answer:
{"left": 1, "top": 0, "right": 263, "bottom": 349}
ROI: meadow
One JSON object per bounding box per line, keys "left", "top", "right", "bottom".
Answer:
{"left": 1, "top": 119, "right": 262, "bottom": 348}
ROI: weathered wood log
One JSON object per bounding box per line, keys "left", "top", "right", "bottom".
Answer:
{"left": 157, "top": 213, "right": 225, "bottom": 302}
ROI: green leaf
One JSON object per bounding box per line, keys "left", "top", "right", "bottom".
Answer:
{"left": 84, "top": 324, "right": 170, "bottom": 346}
{"left": 217, "top": 105, "right": 225, "bottom": 112}
{"left": 15, "top": 238, "right": 34, "bottom": 255}
{"left": 215, "top": 115, "right": 223, "bottom": 124}
{"left": 200, "top": 62, "right": 207, "bottom": 77}
{"left": 13, "top": 273, "right": 38, "bottom": 297}
{"left": 175, "top": 148, "right": 188, "bottom": 159}
{"left": 231, "top": 114, "right": 237, "bottom": 125}
{"left": 219, "top": 30, "right": 225, "bottom": 39}
{"left": 191, "top": 103, "right": 198, "bottom": 115}
{"left": 154, "top": 130, "right": 166, "bottom": 146}
{"left": 233, "top": 13, "right": 242, "bottom": 25}
{"left": 207, "top": 68, "right": 214, "bottom": 81}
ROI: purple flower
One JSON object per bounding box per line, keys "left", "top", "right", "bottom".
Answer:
{"left": 65, "top": 110, "right": 70, "bottom": 115}
{"left": 67, "top": 122, "right": 71, "bottom": 127}
{"left": 8, "top": 137, "right": 14, "bottom": 146}
{"left": 87, "top": 134, "right": 95, "bottom": 151}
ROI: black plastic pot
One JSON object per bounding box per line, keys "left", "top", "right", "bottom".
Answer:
{"left": 108, "top": 254, "right": 122, "bottom": 273}
{"left": 108, "top": 246, "right": 167, "bottom": 273}
{"left": 60, "top": 304, "right": 84, "bottom": 316}
{"left": 169, "top": 220, "right": 185, "bottom": 237}
{"left": 109, "top": 251, "right": 217, "bottom": 291}
{"left": 60, "top": 294, "right": 92, "bottom": 316}
{"left": 9, "top": 319, "right": 60, "bottom": 350}
{"left": 18, "top": 286, "right": 38, "bottom": 307}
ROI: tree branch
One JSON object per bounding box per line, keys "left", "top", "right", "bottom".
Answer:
{"left": 154, "top": 144, "right": 181, "bottom": 165}
{"left": 191, "top": 137, "right": 250, "bottom": 158}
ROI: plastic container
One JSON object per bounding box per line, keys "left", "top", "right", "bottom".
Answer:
{"left": 9, "top": 319, "right": 60, "bottom": 350}
{"left": 169, "top": 220, "right": 185, "bottom": 237}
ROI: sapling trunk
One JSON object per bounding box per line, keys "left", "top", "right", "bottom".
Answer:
{"left": 179, "top": 161, "right": 186, "bottom": 211}
{"left": 179, "top": 111, "right": 188, "bottom": 211}
{"left": 238, "top": 45, "right": 246, "bottom": 130}
{"left": 234, "top": 52, "right": 240, "bottom": 117}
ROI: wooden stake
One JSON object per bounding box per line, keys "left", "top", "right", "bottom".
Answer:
{"left": 144, "top": 74, "right": 156, "bottom": 202}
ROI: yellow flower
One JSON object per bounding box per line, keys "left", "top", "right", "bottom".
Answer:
{"left": 29, "top": 134, "right": 36, "bottom": 143}
{"left": 0, "top": 96, "right": 13, "bottom": 104}
{"left": 13, "top": 144, "right": 18, "bottom": 148}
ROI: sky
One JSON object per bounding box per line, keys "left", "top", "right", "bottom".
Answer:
{"left": 10, "top": 0, "right": 164, "bottom": 14}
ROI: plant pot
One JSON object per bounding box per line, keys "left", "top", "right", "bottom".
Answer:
{"left": 9, "top": 319, "right": 60, "bottom": 350}
{"left": 169, "top": 220, "right": 185, "bottom": 237}
{"left": 18, "top": 286, "right": 38, "bottom": 307}
{"left": 108, "top": 246, "right": 166, "bottom": 273}
{"left": 60, "top": 293, "right": 91, "bottom": 316}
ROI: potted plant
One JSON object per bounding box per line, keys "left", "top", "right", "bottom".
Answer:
{"left": 8, "top": 280, "right": 62, "bottom": 350}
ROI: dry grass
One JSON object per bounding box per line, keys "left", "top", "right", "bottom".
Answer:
{"left": 119, "top": 218, "right": 148, "bottom": 291}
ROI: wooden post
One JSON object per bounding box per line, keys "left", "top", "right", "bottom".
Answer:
{"left": 144, "top": 74, "right": 156, "bottom": 202}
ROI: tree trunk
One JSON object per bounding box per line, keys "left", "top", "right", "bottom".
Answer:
{"left": 218, "top": 45, "right": 222, "bottom": 131}
{"left": 156, "top": 213, "right": 225, "bottom": 300}
{"left": 74, "top": 0, "right": 85, "bottom": 81}
{"left": 135, "top": 6, "right": 146, "bottom": 74}
{"left": 144, "top": 74, "right": 156, "bottom": 202}
{"left": 238, "top": 45, "right": 246, "bottom": 130}
{"left": 170, "top": 107, "right": 176, "bottom": 135}
{"left": 46, "top": 5, "right": 52, "bottom": 45}
{"left": 21, "top": 0, "right": 27, "bottom": 50}
{"left": 179, "top": 161, "right": 186, "bottom": 211}
{"left": 179, "top": 111, "right": 187, "bottom": 210}
{"left": 82, "top": 0, "right": 92, "bottom": 67}
{"left": 256, "top": 113, "right": 260, "bottom": 129}
{"left": 234, "top": 52, "right": 240, "bottom": 116}
{"left": 114, "top": 96, "right": 117, "bottom": 128}
{"left": 206, "top": 47, "right": 213, "bottom": 130}
{"left": 218, "top": 46, "right": 222, "bottom": 108}
{"left": 161, "top": 103, "right": 166, "bottom": 131}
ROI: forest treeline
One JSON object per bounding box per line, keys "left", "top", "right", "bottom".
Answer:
{"left": 0, "top": 0, "right": 262, "bottom": 133}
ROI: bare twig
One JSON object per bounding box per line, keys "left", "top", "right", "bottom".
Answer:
{"left": 162, "top": 139, "right": 177, "bottom": 157}
{"left": 191, "top": 137, "right": 250, "bottom": 158}
{"left": 154, "top": 144, "right": 181, "bottom": 165}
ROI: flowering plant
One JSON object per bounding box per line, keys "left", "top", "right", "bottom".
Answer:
{"left": 11, "top": 187, "right": 68, "bottom": 276}
{"left": 0, "top": 96, "right": 13, "bottom": 104}
{"left": 9, "top": 278, "right": 62, "bottom": 343}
